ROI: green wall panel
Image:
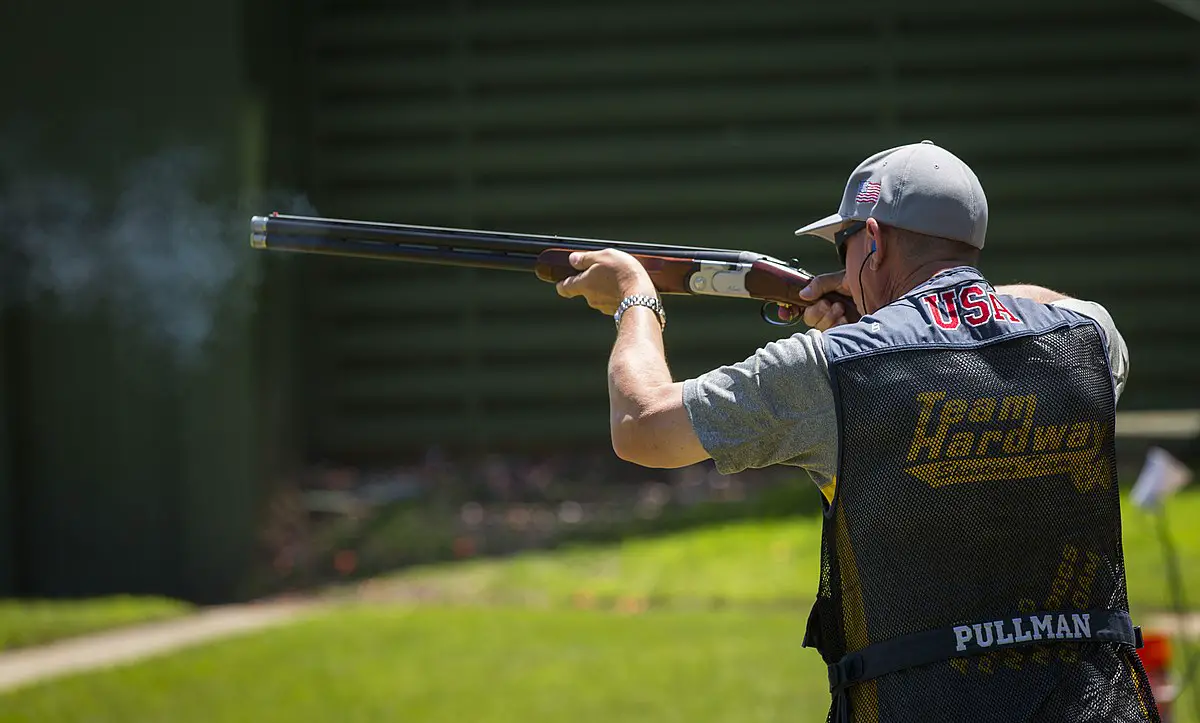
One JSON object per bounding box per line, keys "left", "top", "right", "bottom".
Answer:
{"left": 0, "top": 0, "right": 263, "bottom": 602}
{"left": 295, "top": 0, "right": 1200, "bottom": 465}
{"left": 0, "top": 312, "right": 12, "bottom": 595}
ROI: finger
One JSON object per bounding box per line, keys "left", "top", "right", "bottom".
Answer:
{"left": 817, "top": 302, "right": 845, "bottom": 331}
{"left": 555, "top": 271, "right": 586, "bottom": 298}
{"left": 776, "top": 304, "right": 799, "bottom": 322}
{"left": 802, "top": 300, "right": 831, "bottom": 327}
{"left": 568, "top": 251, "right": 601, "bottom": 270}
{"left": 798, "top": 271, "right": 847, "bottom": 301}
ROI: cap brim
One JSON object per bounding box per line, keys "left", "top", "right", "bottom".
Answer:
{"left": 793, "top": 212, "right": 845, "bottom": 243}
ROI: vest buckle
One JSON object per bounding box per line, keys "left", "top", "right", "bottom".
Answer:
{"left": 827, "top": 652, "right": 864, "bottom": 694}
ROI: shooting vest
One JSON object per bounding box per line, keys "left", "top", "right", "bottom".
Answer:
{"left": 804, "top": 267, "right": 1160, "bottom": 723}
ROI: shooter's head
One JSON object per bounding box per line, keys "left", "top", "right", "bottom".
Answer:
{"left": 794, "top": 141, "right": 988, "bottom": 314}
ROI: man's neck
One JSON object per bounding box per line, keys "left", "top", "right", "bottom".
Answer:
{"left": 881, "top": 259, "right": 975, "bottom": 308}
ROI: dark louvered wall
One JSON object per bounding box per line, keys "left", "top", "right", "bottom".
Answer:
{"left": 295, "top": 0, "right": 1199, "bottom": 465}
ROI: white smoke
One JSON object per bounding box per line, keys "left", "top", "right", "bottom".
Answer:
{"left": 0, "top": 144, "right": 315, "bottom": 365}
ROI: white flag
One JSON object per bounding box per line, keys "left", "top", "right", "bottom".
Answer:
{"left": 1131, "top": 446, "right": 1193, "bottom": 510}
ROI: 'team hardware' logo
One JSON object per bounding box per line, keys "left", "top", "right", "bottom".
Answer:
{"left": 904, "top": 391, "right": 1111, "bottom": 491}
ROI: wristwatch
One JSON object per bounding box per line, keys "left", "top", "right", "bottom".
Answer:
{"left": 614, "top": 294, "right": 666, "bottom": 331}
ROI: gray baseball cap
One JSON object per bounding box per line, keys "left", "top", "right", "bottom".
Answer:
{"left": 794, "top": 140, "right": 988, "bottom": 249}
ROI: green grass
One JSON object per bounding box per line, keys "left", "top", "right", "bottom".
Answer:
{"left": 1119, "top": 496, "right": 1200, "bottom": 614}
{"left": 1, "top": 604, "right": 1193, "bottom": 723}
{"left": 365, "top": 516, "right": 819, "bottom": 610}
{"left": 0, "top": 596, "right": 193, "bottom": 651}
{"left": 1, "top": 490, "right": 1196, "bottom": 723}
{"left": 0, "top": 605, "right": 830, "bottom": 723}
{"left": 369, "top": 491, "right": 1200, "bottom": 616}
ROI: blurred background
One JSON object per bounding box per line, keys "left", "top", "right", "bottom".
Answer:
{"left": 0, "top": 0, "right": 1197, "bottom": 721}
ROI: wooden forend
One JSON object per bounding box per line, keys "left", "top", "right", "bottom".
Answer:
{"left": 535, "top": 249, "right": 698, "bottom": 294}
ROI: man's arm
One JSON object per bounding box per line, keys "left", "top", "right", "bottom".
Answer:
{"left": 555, "top": 248, "right": 840, "bottom": 477}
{"left": 554, "top": 249, "right": 709, "bottom": 469}
{"left": 995, "top": 283, "right": 1130, "bottom": 403}
{"left": 993, "top": 284, "right": 1067, "bottom": 303}
{"left": 605, "top": 306, "right": 709, "bottom": 468}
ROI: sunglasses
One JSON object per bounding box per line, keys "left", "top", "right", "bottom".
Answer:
{"left": 834, "top": 221, "right": 867, "bottom": 266}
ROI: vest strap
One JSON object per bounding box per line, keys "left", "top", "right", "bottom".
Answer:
{"left": 827, "top": 609, "right": 1140, "bottom": 695}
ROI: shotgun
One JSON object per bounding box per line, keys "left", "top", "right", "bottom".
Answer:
{"left": 249, "top": 213, "right": 857, "bottom": 325}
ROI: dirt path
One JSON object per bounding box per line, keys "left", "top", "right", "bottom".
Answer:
{"left": 0, "top": 599, "right": 1195, "bottom": 696}
{"left": 0, "top": 599, "right": 318, "bottom": 694}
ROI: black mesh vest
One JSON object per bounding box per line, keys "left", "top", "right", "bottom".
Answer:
{"left": 804, "top": 268, "right": 1159, "bottom": 723}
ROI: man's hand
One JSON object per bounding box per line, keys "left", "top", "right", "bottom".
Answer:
{"left": 555, "top": 249, "right": 657, "bottom": 315}
{"left": 795, "top": 270, "right": 852, "bottom": 330}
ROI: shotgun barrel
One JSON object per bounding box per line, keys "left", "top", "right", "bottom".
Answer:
{"left": 249, "top": 212, "right": 858, "bottom": 325}
{"left": 250, "top": 213, "right": 766, "bottom": 267}
{"left": 250, "top": 229, "right": 541, "bottom": 272}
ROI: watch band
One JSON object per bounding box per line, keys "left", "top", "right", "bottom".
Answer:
{"left": 613, "top": 294, "right": 666, "bottom": 331}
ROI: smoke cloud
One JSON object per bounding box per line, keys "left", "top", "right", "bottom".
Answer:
{"left": 0, "top": 143, "right": 315, "bottom": 365}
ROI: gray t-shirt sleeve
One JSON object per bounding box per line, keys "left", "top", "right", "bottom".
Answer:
{"left": 1050, "top": 298, "right": 1130, "bottom": 404}
{"left": 681, "top": 329, "right": 838, "bottom": 491}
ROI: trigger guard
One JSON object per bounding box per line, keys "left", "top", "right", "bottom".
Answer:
{"left": 760, "top": 301, "right": 802, "bottom": 327}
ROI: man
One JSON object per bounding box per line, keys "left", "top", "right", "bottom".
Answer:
{"left": 555, "top": 140, "right": 1160, "bottom": 722}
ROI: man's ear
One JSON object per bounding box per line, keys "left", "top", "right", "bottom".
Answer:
{"left": 865, "top": 218, "right": 885, "bottom": 268}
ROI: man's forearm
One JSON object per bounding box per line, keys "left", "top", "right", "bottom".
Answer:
{"left": 994, "top": 284, "right": 1068, "bottom": 304}
{"left": 608, "top": 305, "right": 673, "bottom": 429}
{"left": 554, "top": 250, "right": 707, "bottom": 468}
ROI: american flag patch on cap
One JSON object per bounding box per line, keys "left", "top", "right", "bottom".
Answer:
{"left": 856, "top": 180, "right": 882, "bottom": 204}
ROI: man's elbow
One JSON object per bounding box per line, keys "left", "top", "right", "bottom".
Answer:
{"left": 611, "top": 415, "right": 644, "bottom": 464}
{"left": 610, "top": 415, "right": 683, "bottom": 468}
{"left": 608, "top": 383, "right": 705, "bottom": 468}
